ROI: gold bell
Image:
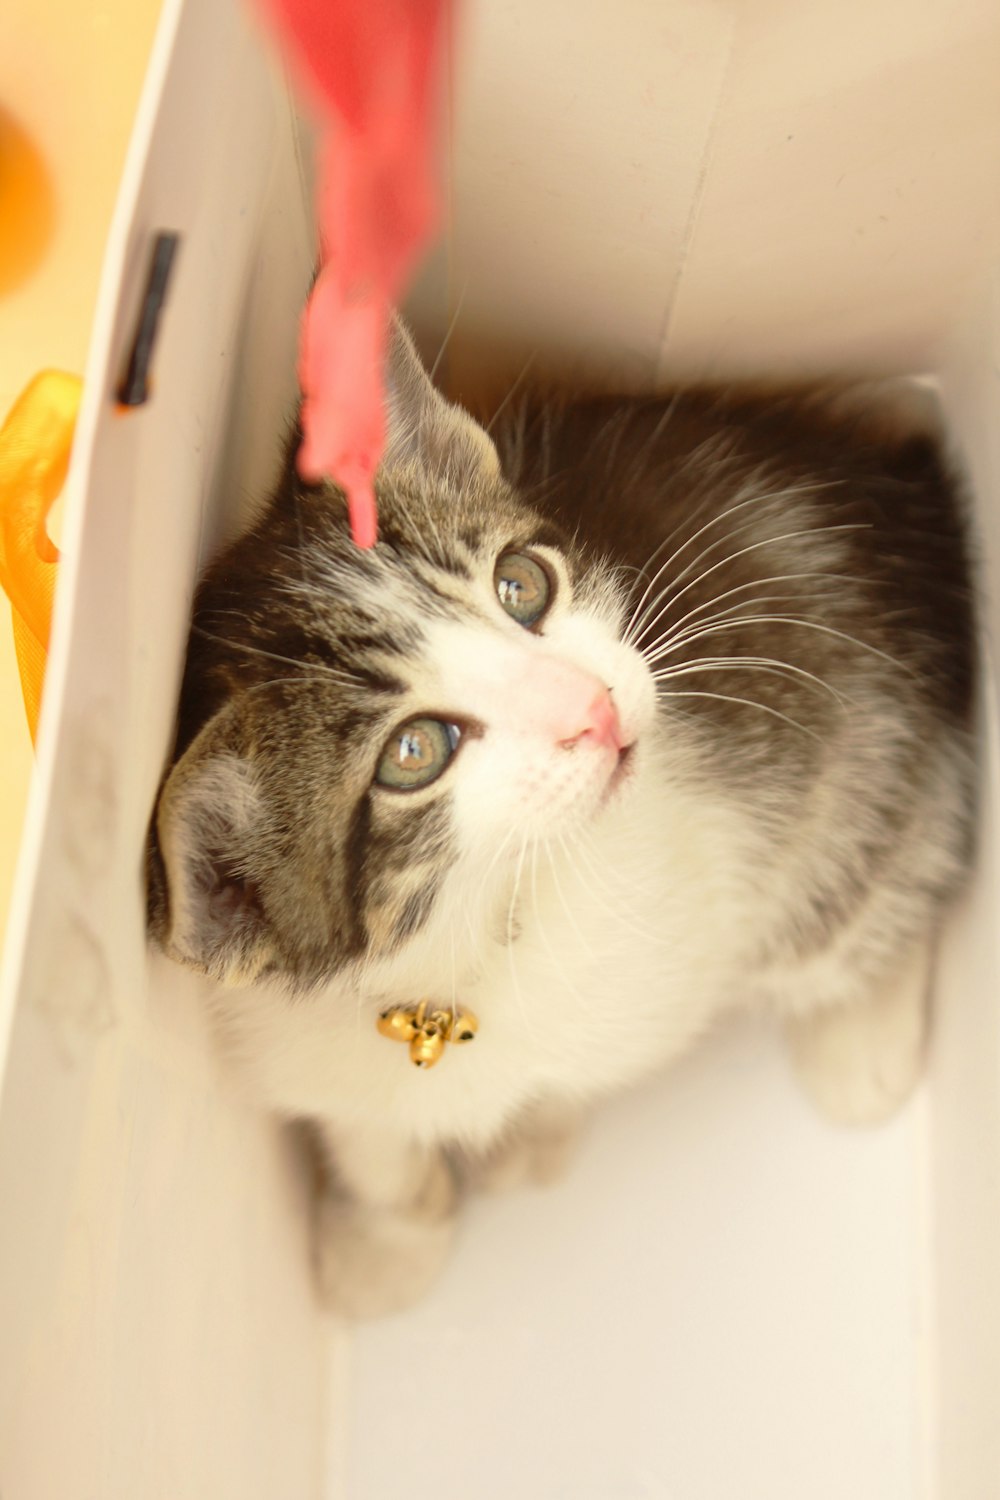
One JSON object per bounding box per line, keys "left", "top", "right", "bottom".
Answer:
{"left": 376, "top": 1007, "right": 418, "bottom": 1043}
{"left": 409, "top": 1019, "right": 447, "bottom": 1069}
{"left": 450, "top": 1011, "right": 479, "bottom": 1044}
{"left": 376, "top": 1000, "right": 480, "bottom": 1068}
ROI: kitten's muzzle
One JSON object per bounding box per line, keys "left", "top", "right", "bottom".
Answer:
{"left": 555, "top": 684, "right": 637, "bottom": 806}
{"left": 556, "top": 685, "right": 624, "bottom": 754}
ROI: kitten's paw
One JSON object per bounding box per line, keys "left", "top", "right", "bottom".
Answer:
{"left": 461, "top": 1102, "right": 583, "bottom": 1194}
{"left": 784, "top": 942, "right": 931, "bottom": 1126}
{"left": 314, "top": 1156, "right": 458, "bottom": 1320}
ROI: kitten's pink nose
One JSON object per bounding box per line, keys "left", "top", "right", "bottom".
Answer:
{"left": 557, "top": 687, "right": 623, "bottom": 752}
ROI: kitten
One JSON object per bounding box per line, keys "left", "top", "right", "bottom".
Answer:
{"left": 148, "top": 323, "right": 975, "bottom": 1318}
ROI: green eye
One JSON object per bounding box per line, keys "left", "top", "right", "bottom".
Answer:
{"left": 494, "top": 551, "right": 552, "bottom": 628}
{"left": 375, "top": 718, "right": 462, "bottom": 791}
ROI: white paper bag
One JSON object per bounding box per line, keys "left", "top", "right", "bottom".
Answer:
{"left": 0, "top": 0, "right": 329, "bottom": 1494}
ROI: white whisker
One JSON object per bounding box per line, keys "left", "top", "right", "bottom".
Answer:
{"left": 637, "top": 569, "right": 870, "bottom": 658}
{"left": 448, "top": 925, "right": 458, "bottom": 1011}
{"left": 639, "top": 591, "right": 816, "bottom": 658}
{"left": 651, "top": 612, "right": 916, "bottom": 678}
{"left": 549, "top": 834, "right": 600, "bottom": 964}
{"left": 530, "top": 840, "right": 588, "bottom": 1009}
{"left": 657, "top": 686, "right": 820, "bottom": 738}
{"left": 632, "top": 522, "right": 871, "bottom": 650}
{"left": 623, "top": 481, "right": 841, "bottom": 645}
{"left": 504, "top": 838, "right": 532, "bottom": 1036}
{"left": 651, "top": 655, "right": 852, "bottom": 706}
{"left": 568, "top": 829, "right": 674, "bottom": 948}
{"left": 463, "top": 825, "right": 521, "bottom": 954}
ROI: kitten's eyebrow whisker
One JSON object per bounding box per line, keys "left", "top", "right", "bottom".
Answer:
{"left": 428, "top": 284, "right": 468, "bottom": 384}
{"left": 486, "top": 353, "right": 538, "bottom": 436}
{"left": 515, "top": 466, "right": 572, "bottom": 512}
{"left": 601, "top": 407, "right": 634, "bottom": 482}
{"left": 189, "top": 625, "right": 362, "bottom": 685}
{"left": 413, "top": 495, "right": 449, "bottom": 569}
{"left": 237, "top": 674, "right": 335, "bottom": 699}
{"left": 620, "top": 393, "right": 683, "bottom": 495}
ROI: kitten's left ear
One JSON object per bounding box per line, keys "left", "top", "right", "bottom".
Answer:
{"left": 149, "top": 707, "right": 273, "bottom": 986}
{"left": 381, "top": 316, "right": 500, "bottom": 487}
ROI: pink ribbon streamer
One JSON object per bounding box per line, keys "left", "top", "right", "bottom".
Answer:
{"left": 257, "top": 0, "right": 450, "bottom": 546}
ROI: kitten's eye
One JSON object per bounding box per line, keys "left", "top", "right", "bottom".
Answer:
{"left": 375, "top": 718, "right": 462, "bottom": 791}
{"left": 494, "top": 551, "right": 552, "bottom": 629}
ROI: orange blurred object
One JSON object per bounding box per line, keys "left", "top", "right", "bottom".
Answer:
{"left": 0, "top": 105, "right": 56, "bottom": 295}
{"left": 0, "top": 371, "right": 80, "bottom": 743}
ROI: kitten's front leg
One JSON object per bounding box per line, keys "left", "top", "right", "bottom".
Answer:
{"left": 314, "top": 1120, "right": 459, "bottom": 1319}
{"left": 458, "top": 1099, "right": 584, "bottom": 1194}
{"left": 783, "top": 937, "right": 931, "bottom": 1126}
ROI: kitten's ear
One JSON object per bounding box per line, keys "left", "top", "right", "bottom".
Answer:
{"left": 381, "top": 316, "right": 500, "bottom": 486}
{"left": 149, "top": 715, "right": 271, "bottom": 985}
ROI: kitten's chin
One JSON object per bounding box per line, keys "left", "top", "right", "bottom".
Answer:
{"left": 550, "top": 737, "right": 641, "bottom": 832}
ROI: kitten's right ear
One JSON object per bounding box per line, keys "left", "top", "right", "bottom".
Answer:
{"left": 381, "top": 316, "right": 500, "bottom": 486}
{"left": 149, "top": 713, "right": 272, "bottom": 985}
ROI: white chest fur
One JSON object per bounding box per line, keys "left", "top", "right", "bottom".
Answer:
{"left": 215, "top": 753, "right": 761, "bottom": 1151}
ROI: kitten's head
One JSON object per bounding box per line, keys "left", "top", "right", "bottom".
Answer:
{"left": 149, "top": 323, "right": 656, "bottom": 988}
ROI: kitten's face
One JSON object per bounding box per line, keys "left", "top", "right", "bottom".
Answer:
{"left": 149, "top": 327, "right": 656, "bottom": 988}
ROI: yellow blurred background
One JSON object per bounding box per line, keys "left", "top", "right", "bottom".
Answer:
{"left": 0, "top": 0, "right": 162, "bottom": 940}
